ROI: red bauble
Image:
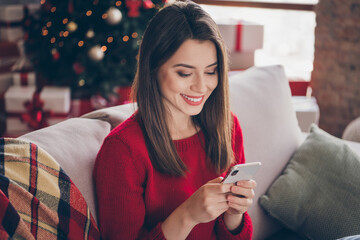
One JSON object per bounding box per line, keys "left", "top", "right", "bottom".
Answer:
{"left": 73, "top": 62, "right": 85, "bottom": 74}
{"left": 126, "top": 0, "right": 142, "bottom": 18}
{"left": 143, "top": 0, "right": 154, "bottom": 9}
{"left": 52, "top": 51, "right": 60, "bottom": 61}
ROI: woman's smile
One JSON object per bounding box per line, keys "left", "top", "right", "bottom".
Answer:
{"left": 181, "top": 94, "right": 204, "bottom": 105}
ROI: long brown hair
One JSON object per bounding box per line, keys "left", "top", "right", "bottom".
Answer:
{"left": 132, "top": 0, "right": 233, "bottom": 176}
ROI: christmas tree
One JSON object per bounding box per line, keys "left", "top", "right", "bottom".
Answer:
{"left": 24, "top": 0, "right": 166, "bottom": 100}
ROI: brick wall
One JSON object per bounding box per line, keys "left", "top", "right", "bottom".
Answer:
{"left": 311, "top": 0, "right": 360, "bottom": 137}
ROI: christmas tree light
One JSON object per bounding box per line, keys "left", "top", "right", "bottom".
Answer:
{"left": 25, "top": 0, "right": 167, "bottom": 100}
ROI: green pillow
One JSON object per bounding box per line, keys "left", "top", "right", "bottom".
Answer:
{"left": 259, "top": 124, "right": 360, "bottom": 240}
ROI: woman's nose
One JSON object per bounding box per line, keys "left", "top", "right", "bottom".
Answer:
{"left": 191, "top": 74, "right": 207, "bottom": 93}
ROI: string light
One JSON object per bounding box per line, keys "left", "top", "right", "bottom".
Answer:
{"left": 123, "top": 36, "right": 129, "bottom": 42}
{"left": 86, "top": 10, "right": 92, "bottom": 16}
{"left": 42, "top": 29, "right": 48, "bottom": 36}
{"left": 46, "top": 21, "right": 52, "bottom": 28}
{"left": 63, "top": 18, "right": 69, "bottom": 24}
{"left": 132, "top": 32, "right": 138, "bottom": 38}
{"left": 59, "top": 31, "right": 64, "bottom": 37}
{"left": 51, "top": 7, "right": 56, "bottom": 13}
{"left": 101, "top": 46, "right": 107, "bottom": 52}
{"left": 116, "top": 1, "right": 122, "bottom": 7}
{"left": 78, "top": 41, "right": 84, "bottom": 47}
{"left": 40, "top": 0, "right": 46, "bottom": 4}
{"left": 63, "top": 31, "right": 69, "bottom": 37}
{"left": 102, "top": 13, "right": 108, "bottom": 19}
{"left": 59, "top": 41, "right": 64, "bottom": 47}
{"left": 78, "top": 79, "right": 85, "bottom": 87}
{"left": 107, "top": 37, "right": 113, "bottom": 43}
{"left": 50, "top": 37, "right": 56, "bottom": 43}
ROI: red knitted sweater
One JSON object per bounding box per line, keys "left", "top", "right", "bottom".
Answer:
{"left": 93, "top": 113, "right": 253, "bottom": 239}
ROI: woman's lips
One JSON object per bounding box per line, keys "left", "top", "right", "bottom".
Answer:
{"left": 181, "top": 94, "right": 204, "bottom": 106}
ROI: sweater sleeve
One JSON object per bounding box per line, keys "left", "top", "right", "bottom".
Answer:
{"left": 215, "top": 113, "right": 253, "bottom": 239}
{"left": 93, "top": 136, "right": 166, "bottom": 240}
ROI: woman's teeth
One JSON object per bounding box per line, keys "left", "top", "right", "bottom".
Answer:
{"left": 182, "top": 94, "right": 202, "bottom": 102}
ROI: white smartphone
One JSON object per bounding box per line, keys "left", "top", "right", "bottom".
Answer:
{"left": 221, "top": 162, "right": 261, "bottom": 184}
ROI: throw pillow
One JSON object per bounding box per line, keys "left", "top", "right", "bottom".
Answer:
{"left": 18, "top": 118, "right": 111, "bottom": 223}
{"left": 259, "top": 124, "right": 360, "bottom": 240}
{"left": 229, "top": 65, "right": 303, "bottom": 239}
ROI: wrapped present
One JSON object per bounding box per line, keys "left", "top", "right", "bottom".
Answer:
{"left": 0, "top": 72, "right": 13, "bottom": 94}
{"left": 0, "top": 41, "right": 20, "bottom": 57}
{"left": 0, "top": 0, "right": 40, "bottom": 5}
{"left": 6, "top": 116, "right": 67, "bottom": 133}
{"left": 5, "top": 86, "right": 71, "bottom": 114}
{"left": 12, "top": 71, "right": 36, "bottom": 86}
{"left": 217, "top": 19, "right": 264, "bottom": 53}
{"left": 0, "top": 4, "right": 39, "bottom": 41}
{"left": 229, "top": 51, "right": 255, "bottom": 70}
{"left": 4, "top": 86, "right": 71, "bottom": 133}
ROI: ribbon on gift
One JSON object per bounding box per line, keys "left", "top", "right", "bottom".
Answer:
{"left": 21, "top": 91, "right": 52, "bottom": 130}
{"left": 235, "top": 21, "right": 243, "bottom": 52}
{"left": 0, "top": 5, "right": 30, "bottom": 29}
{"left": 13, "top": 72, "right": 36, "bottom": 86}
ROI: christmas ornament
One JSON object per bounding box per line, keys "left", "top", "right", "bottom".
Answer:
{"left": 105, "top": 7, "right": 122, "bottom": 25}
{"left": 68, "top": 0, "right": 74, "bottom": 14}
{"left": 51, "top": 48, "right": 60, "bottom": 61}
{"left": 143, "top": 0, "right": 155, "bottom": 9}
{"left": 88, "top": 45, "right": 104, "bottom": 61}
{"left": 73, "top": 62, "right": 85, "bottom": 74}
{"left": 66, "top": 21, "right": 78, "bottom": 32}
{"left": 21, "top": 92, "right": 52, "bottom": 130}
{"left": 126, "top": 0, "right": 142, "bottom": 18}
{"left": 86, "top": 29, "right": 95, "bottom": 38}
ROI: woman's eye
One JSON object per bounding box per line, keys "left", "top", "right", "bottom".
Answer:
{"left": 177, "top": 72, "right": 192, "bottom": 78}
{"left": 206, "top": 70, "right": 217, "bottom": 75}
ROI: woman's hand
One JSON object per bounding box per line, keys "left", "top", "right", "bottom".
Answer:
{"left": 224, "top": 180, "right": 257, "bottom": 231}
{"left": 182, "top": 177, "right": 231, "bottom": 225}
{"left": 162, "top": 177, "right": 232, "bottom": 239}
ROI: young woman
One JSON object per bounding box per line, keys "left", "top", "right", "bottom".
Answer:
{"left": 93, "top": 1, "right": 256, "bottom": 239}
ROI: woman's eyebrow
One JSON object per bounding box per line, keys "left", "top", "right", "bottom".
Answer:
{"left": 172, "top": 62, "right": 218, "bottom": 69}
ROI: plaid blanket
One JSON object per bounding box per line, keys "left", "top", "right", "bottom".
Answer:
{"left": 0, "top": 138, "right": 100, "bottom": 240}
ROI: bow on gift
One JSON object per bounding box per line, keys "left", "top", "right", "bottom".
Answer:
{"left": 21, "top": 92, "right": 53, "bottom": 130}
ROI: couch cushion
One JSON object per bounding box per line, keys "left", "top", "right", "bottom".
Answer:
{"left": 229, "top": 65, "right": 303, "bottom": 239}
{"left": 259, "top": 124, "right": 360, "bottom": 239}
{"left": 18, "top": 118, "right": 111, "bottom": 223}
{"left": 81, "top": 102, "right": 137, "bottom": 129}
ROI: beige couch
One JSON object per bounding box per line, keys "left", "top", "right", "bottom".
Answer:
{"left": 18, "top": 65, "right": 360, "bottom": 239}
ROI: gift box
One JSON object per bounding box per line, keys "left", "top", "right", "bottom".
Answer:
{"left": 0, "top": 4, "right": 39, "bottom": 41}
{"left": 6, "top": 116, "right": 67, "bottom": 134}
{"left": 5, "top": 86, "right": 71, "bottom": 114}
{"left": 4, "top": 86, "right": 71, "bottom": 134}
{"left": 217, "top": 19, "right": 264, "bottom": 53}
{"left": 229, "top": 51, "right": 255, "bottom": 70}
{"left": 12, "top": 71, "right": 36, "bottom": 86}
{"left": 0, "top": 72, "right": 13, "bottom": 94}
{"left": 0, "top": 41, "right": 20, "bottom": 57}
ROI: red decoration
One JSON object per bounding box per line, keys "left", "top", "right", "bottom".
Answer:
{"left": 235, "top": 22, "right": 242, "bottom": 52}
{"left": 52, "top": 51, "right": 60, "bottom": 61}
{"left": 73, "top": 62, "right": 85, "bottom": 75}
{"left": 126, "top": 0, "right": 142, "bottom": 18}
{"left": 68, "top": 0, "right": 74, "bottom": 14}
{"left": 143, "top": 0, "right": 154, "bottom": 9}
{"left": 21, "top": 92, "right": 52, "bottom": 130}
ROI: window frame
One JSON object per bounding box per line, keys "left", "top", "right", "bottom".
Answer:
{"left": 192, "top": 0, "right": 315, "bottom": 11}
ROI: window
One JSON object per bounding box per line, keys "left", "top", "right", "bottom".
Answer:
{"left": 198, "top": 0, "right": 318, "bottom": 81}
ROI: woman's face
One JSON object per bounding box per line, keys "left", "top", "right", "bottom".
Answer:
{"left": 157, "top": 39, "right": 219, "bottom": 120}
